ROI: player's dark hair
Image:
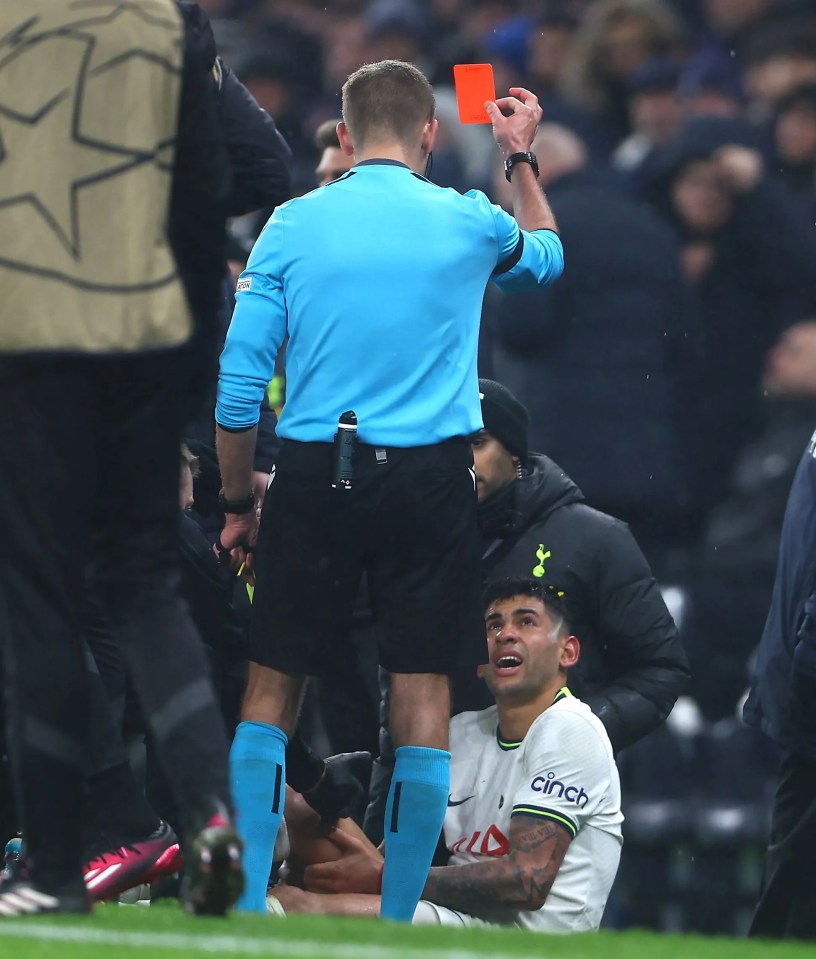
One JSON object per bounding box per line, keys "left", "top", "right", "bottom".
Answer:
{"left": 483, "top": 578, "right": 571, "bottom": 634}
{"left": 342, "top": 59, "right": 434, "bottom": 149}
{"left": 313, "top": 118, "right": 341, "bottom": 150}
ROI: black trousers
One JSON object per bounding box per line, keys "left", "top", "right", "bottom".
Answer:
{"left": 0, "top": 352, "right": 229, "bottom": 892}
{"left": 750, "top": 749, "right": 816, "bottom": 940}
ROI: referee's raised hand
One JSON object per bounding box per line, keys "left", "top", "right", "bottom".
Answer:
{"left": 485, "top": 87, "right": 543, "bottom": 157}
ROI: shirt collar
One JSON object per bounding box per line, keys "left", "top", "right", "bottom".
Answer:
{"left": 496, "top": 688, "right": 573, "bottom": 750}
{"left": 353, "top": 158, "right": 411, "bottom": 170}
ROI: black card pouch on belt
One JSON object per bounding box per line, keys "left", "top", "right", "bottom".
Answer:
{"left": 331, "top": 410, "right": 357, "bottom": 489}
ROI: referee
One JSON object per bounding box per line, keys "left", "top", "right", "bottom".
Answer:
{"left": 215, "top": 59, "right": 564, "bottom": 918}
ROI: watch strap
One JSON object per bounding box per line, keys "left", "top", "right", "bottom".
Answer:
{"left": 218, "top": 489, "right": 256, "bottom": 514}
{"left": 505, "top": 151, "right": 539, "bottom": 182}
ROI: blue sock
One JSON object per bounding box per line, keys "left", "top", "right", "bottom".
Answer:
{"left": 381, "top": 745, "right": 450, "bottom": 922}
{"left": 230, "top": 721, "right": 287, "bottom": 913}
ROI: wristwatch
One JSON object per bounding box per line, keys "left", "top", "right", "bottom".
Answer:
{"left": 504, "top": 151, "right": 539, "bottom": 182}
{"left": 218, "top": 489, "right": 256, "bottom": 514}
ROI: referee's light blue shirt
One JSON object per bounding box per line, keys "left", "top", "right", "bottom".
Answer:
{"left": 216, "top": 161, "right": 563, "bottom": 446}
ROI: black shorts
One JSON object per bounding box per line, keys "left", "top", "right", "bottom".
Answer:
{"left": 248, "top": 437, "right": 483, "bottom": 677}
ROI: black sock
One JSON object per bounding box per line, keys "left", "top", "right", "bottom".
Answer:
{"left": 85, "top": 762, "right": 160, "bottom": 843}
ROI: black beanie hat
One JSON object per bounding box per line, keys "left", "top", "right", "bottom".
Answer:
{"left": 478, "top": 379, "right": 529, "bottom": 466}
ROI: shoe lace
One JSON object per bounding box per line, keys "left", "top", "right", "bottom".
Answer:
{"left": 88, "top": 841, "right": 140, "bottom": 866}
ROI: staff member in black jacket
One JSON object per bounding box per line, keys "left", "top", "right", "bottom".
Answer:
{"left": 469, "top": 379, "right": 689, "bottom": 752}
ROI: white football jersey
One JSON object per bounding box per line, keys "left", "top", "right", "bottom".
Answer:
{"left": 442, "top": 689, "right": 623, "bottom": 932}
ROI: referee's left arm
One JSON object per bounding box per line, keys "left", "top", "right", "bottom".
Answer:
{"left": 480, "top": 157, "right": 563, "bottom": 292}
{"left": 487, "top": 203, "right": 564, "bottom": 293}
{"left": 216, "top": 216, "right": 287, "bottom": 499}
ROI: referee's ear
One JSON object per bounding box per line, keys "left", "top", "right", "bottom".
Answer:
{"left": 337, "top": 121, "right": 355, "bottom": 157}
{"left": 421, "top": 118, "right": 439, "bottom": 156}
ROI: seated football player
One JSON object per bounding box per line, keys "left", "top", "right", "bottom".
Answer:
{"left": 269, "top": 579, "right": 623, "bottom": 932}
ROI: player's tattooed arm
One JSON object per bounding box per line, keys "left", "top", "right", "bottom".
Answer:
{"left": 421, "top": 814, "right": 571, "bottom": 916}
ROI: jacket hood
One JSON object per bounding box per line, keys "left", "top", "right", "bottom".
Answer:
{"left": 478, "top": 452, "right": 584, "bottom": 539}
{"left": 644, "top": 115, "right": 764, "bottom": 193}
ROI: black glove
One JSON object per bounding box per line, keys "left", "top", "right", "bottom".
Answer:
{"left": 302, "top": 751, "right": 372, "bottom": 825}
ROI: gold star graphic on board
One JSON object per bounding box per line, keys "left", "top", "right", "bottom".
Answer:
{"left": 0, "top": 88, "right": 143, "bottom": 257}
{"left": 0, "top": 1, "right": 178, "bottom": 61}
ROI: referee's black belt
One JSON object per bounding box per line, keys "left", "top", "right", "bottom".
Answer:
{"left": 277, "top": 435, "right": 470, "bottom": 471}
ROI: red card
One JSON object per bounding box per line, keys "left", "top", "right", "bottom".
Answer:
{"left": 453, "top": 63, "right": 496, "bottom": 124}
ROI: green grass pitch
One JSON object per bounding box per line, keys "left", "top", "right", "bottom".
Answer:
{"left": 0, "top": 904, "right": 812, "bottom": 959}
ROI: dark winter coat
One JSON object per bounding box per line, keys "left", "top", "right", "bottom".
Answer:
{"left": 700, "top": 399, "right": 816, "bottom": 580}
{"left": 488, "top": 168, "right": 698, "bottom": 533}
{"left": 476, "top": 453, "right": 689, "bottom": 751}
{"left": 644, "top": 117, "right": 816, "bottom": 508}
{"left": 744, "top": 429, "right": 816, "bottom": 759}
{"left": 215, "top": 57, "right": 292, "bottom": 218}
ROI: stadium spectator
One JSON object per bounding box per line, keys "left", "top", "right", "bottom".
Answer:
{"left": 269, "top": 579, "right": 623, "bottom": 932}
{"left": 676, "top": 49, "right": 745, "bottom": 119}
{"left": 771, "top": 83, "right": 816, "bottom": 216}
{"left": 526, "top": 8, "right": 580, "bottom": 98}
{"left": 313, "top": 119, "right": 355, "bottom": 186}
{"left": 643, "top": 117, "right": 816, "bottom": 511}
{"left": 612, "top": 57, "right": 683, "bottom": 183}
{"left": 559, "top": 0, "right": 688, "bottom": 149}
{"left": 362, "top": 0, "right": 430, "bottom": 71}
{"left": 215, "top": 59, "right": 563, "bottom": 918}
{"left": 231, "top": 45, "right": 319, "bottom": 197}
{"left": 737, "top": 17, "right": 816, "bottom": 116}
{"left": 487, "top": 123, "right": 698, "bottom": 561}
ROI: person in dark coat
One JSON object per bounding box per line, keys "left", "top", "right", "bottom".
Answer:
{"left": 180, "top": 1, "right": 292, "bottom": 477}
{"left": 675, "top": 320, "right": 816, "bottom": 719}
{"left": 769, "top": 82, "right": 816, "bottom": 221}
{"left": 0, "top": 0, "right": 242, "bottom": 915}
{"left": 486, "top": 124, "right": 699, "bottom": 563}
{"left": 642, "top": 115, "right": 816, "bottom": 511}
{"left": 470, "top": 380, "right": 689, "bottom": 752}
{"left": 212, "top": 54, "right": 292, "bottom": 220}
{"left": 743, "top": 427, "right": 816, "bottom": 939}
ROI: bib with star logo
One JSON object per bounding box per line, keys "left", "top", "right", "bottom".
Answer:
{"left": 0, "top": 0, "right": 192, "bottom": 353}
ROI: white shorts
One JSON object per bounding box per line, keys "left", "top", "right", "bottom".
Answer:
{"left": 412, "top": 900, "right": 494, "bottom": 928}
{"left": 273, "top": 818, "right": 290, "bottom": 863}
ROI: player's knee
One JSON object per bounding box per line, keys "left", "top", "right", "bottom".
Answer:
{"left": 390, "top": 673, "right": 450, "bottom": 749}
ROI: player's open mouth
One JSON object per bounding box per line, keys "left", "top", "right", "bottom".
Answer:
{"left": 493, "top": 653, "right": 523, "bottom": 674}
